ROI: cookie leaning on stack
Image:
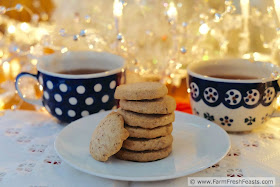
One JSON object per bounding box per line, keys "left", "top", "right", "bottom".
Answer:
{"left": 114, "top": 82, "right": 176, "bottom": 162}
{"left": 89, "top": 112, "right": 129, "bottom": 162}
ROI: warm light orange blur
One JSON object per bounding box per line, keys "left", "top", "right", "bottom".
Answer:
{"left": 11, "top": 59, "right": 21, "bottom": 77}
{"left": 166, "top": 77, "right": 189, "bottom": 103}
{"left": 0, "top": 99, "right": 4, "bottom": 110}
{"left": 0, "top": 57, "right": 39, "bottom": 111}
{"left": 277, "top": 95, "right": 280, "bottom": 110}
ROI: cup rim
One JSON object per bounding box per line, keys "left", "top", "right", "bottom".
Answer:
{"left": 187, "top": 58, "right": 280, "bottom": 83}
{"left": 37, "top": 51, "right": 125, "bottom": 79}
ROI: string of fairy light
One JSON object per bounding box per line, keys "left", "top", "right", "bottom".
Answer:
{"left": 0, "top": 0, "right": 279, "bottom": 62}
{"left": 0, "top": 3, "right": 40, "bottom": 23}
{"left": 0, "top": 0, "right": 233, "bottom": 57}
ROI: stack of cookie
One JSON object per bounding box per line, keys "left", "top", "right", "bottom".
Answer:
{"left": 114, "top": 82, "right": 176, "bottom": 162}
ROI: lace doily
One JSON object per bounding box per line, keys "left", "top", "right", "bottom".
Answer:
{"left": 0, "top": 110, "right": 279, "bottom": 187}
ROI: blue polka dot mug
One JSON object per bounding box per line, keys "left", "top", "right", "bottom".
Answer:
{"left": 187, "top": 58, "right": 280, "bottom": 132}
{"left": 15, "top": 51, "right": 125, "bottom": 123}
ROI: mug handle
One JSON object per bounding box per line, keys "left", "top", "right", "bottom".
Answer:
{"left": 271, "top": 84, "right": 280, "bottom": 117}
{"left": 15, "top": 72, "right": 43, "bottom": 106}
{"left": 271, "top": 95, "right": 280, "bottom": 117}
{"left": 271, "top": 110, "right": 280, "bottom": 117}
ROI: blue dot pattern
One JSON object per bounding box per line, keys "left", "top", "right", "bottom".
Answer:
{"left": 189, "top": 75, "right": 279, "bottom": 109}
{"left": 219, "top": 116, "right": 234, "bottom": 126}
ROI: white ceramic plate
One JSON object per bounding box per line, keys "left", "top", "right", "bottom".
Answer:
{"left": 55, "top": 110, "right": 230, "bottom": 181}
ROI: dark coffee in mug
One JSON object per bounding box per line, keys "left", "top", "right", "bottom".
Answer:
{"left": 207, "top": 74, "right": 258, "bottom": 80}
{"left": 57, "top": 69, "right": 107, "bottom": 75}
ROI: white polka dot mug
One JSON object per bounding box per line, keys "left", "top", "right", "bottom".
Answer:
{"left": 15, "top": 51, "right": 125, "bottom": 123}
{"left": 187, "top": 58, "right": 280, "bottom": 132}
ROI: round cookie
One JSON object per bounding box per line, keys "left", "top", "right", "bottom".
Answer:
{"left": 122, "top": 135, "right": 173, "bottom": 151}
{"left": 125, "top": 123, "right": 173, "bottom": 139}
{"left": 114, "top": 82, "right": 168, "bottom": 100}
{"left": 115, "top": 146, "right": 172, "bottom": 162}
{"left": 120, "top": 95, "right": 176, "bottom": 114}
{"left": 117, "top": 109, "right": 175, "bottom": 129}
{"left": 89, "top": 112, "right": 129, "bottom": 162}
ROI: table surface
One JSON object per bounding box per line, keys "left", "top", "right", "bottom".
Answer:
{"left": 0, "top": 110, "right": 279, "bottom": 187}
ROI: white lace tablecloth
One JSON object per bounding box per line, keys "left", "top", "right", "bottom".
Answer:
{"left": 0, "top": 110, "right": 279, "bottom": 187}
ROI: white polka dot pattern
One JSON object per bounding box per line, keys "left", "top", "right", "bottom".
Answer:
{"left": 68, "top": 110, "right": 76, "bottom": 117}
{"left": 76, "top": 86, "right": 85, "bottom": 94}
{"left": 81, "top": 110, "right": 89, "bottom": 117}
{"left": 69, "top": 97, "right": 78, "bottom": 105}
{"left": 55, "top": 108, "right": 62, "bottom": 115}
{"left": 85, "top": 97, "right": 94, "bottom": 105}
{"left": 110, "top": 81, "right": 116, "bottom": 89}
{"left": 40, "top": 76, "right": 119, "bottom": 122}
{"left": 59, "top": 84, "right": 67, "bottom": 92}
{"left": 102, "top": 95, "right": 109, "bottom": 103}
{"left": 54, "top": 94, "right": 62, "bottom": 102}
{"left": 46, "top": 81, "right": 53, "bottom": 89}
{"left": 94, "top": 84, "right": 102, "bottom": 92}
{"left": 43, "top": 91, "right": 49, "bottom": 100}
{"left": 39, "top": 76, "right": 43, "bottom": 85}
